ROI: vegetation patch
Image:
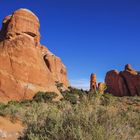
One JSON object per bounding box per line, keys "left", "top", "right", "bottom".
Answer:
{"left": 0, "top": 88, "right": 140, "bottom": 140}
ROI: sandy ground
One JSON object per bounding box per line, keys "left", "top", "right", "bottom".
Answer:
{"left": 0, "top": 116, "right": 24, "bottom": 140}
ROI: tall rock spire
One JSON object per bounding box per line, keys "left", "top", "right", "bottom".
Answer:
{"left": 90, "top": 73, "right": 97, "bottom": 92}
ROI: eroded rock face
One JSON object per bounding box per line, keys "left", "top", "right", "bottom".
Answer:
{"left": 105, "top": 70, "right": 128, "bottom": 96}
{"left": 105, "top": 64, "right": 140, "bottom": 96}
{"left": 0, "top": 9, "right": 69, "bottom": 102}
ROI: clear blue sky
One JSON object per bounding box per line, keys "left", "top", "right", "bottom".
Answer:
{"left": 0, "top": 0, "right": 140, "bottom": 89}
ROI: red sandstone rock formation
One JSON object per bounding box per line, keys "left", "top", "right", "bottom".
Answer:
{"left": 105, "top": 64, "right": 140, "bottom": 96}
{"left": 90, "top": 74, "right": 106, "bottom": 93}
{"left": 90, "top": 73, "right": 97, "bottom": 92}
{"left": 98, "top": 82, "right": 106, "bottom": 94}
{"left": 0, "top": 9, "right": 69, "bottom": 102}
{"left": 105, "top": 70, "right": 128, "bottom": 96}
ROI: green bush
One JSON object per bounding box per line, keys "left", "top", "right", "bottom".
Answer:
{"left": 20, "top": 99, "right": 32, "bottom": 107}
{"left": 68, "top": 87, "right": 88, "bottom": 97}
{"left": 62, "top": 91, "right": 78, "bottom": 104}
{"left": 33, "top": 91, "right": 58, "bottom": 103}
{"left": 0, "top": 103, "right": 6, "bottom": 116}
{"left": 61, "top": 87, "right": 87, "bottom": 104}
{"left": 0, "top": 103, "right": 6, "bottom": 110}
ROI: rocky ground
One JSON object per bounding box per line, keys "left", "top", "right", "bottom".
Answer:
{"left": 0, "top": 116, "right": 23, "bottom": 140}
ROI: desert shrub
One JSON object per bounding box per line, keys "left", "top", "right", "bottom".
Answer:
{"left": 68, "top": 87, "right": 88, "bottom": 97}
{"left": 0, "top": 101, "right": 20, "bottom": 117}
{"left": 0, "top": 103, "right": 7, "bottom": 116}
{"left": 62, "top": 91, "right": 78, "bottom": 104}
{"left": 0, "top": 89, "right": 140, "bottom": 140}
{"left": 100, "top": 93, "right": 116, "bottom": 106}
{"left": 0, "top": 100, "right": 27, "bottom": 122}
{"left": 33, "top": 91, "right": 58, "bottom": 103}
{"left": 20, "top": 99, "right": 32, "bottom": 107}
{"left": 55, "top": 81, "right": 64, "bottom": 92}
{"left": 19, "top": 95, "right": 140, "bottom": 140}
{"left": 61, "top": 87, "right": 88, "bottom": 104}
{"left": 7, "top": 100, "right": 21, "bottom": 107}
{"left": 0, "top": 103, "right": 6, "bottom": 110}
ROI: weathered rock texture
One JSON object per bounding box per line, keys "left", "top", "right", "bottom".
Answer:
{"left": 0, "top": 9, "right": 69, "bottom": 102}
{"left": 105, "top": 64, "right": 140, "bottom": 96}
